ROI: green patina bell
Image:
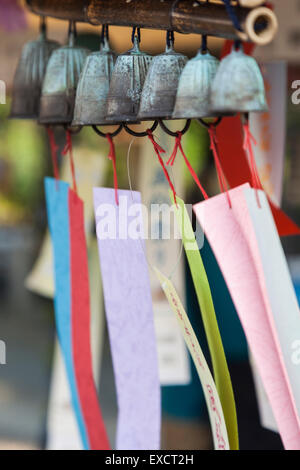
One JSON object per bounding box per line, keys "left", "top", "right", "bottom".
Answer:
{"left": 211, "top": 46, "right": 268, "bottom": 114}
{"left": 39, "top": 22, "right": 89, "bottom": 125}
{"left": 72, "top": 27, "right": 117, "bottom": 127}
{"left": 10, "top": 18, "right": 59, "bottom": 119}
{"left": 138, "top": 34, "right": 187, "bottom": 120}
{"left": 173, "top": 50, "right": 220, "bottom": 119}
{"left": 106, "top": 32, "right": 152, "bottom": 123}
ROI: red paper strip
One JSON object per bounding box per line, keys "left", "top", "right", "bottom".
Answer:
{"left": 218, "top": 39, "right": 300, "bottom": 237}
{"left": 69, "top": 189, "right": 110, "bottom": 450}
{"left": 216, "top": 116, "right": 300, "bottom": 237}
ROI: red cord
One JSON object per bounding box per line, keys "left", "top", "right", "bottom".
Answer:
{"left": 208, "top": 125, "right": 232, "bottom": 209}
{"left": 62, "top": 130, "right": 78, "bottom": 195}
{"left": 147, "top": 130, "right": 177, "bottom": 205}
{"left": 46, "top": 127, "right": 59, "bottom": 184}
{"left": 167, "top": 132, "right": 209, "bottom": 201}
{"left": 243, "top": 122, "right": 262, "bottom": 207}
{"left": 106, "top": 134, "right": 119, "bottom": 206}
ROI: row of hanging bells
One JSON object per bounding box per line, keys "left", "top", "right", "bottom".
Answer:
{"left": 10, "top": 19, "right": 268, "bottom": 127}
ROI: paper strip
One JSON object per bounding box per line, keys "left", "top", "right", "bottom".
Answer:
{"left": 250, "top": 62, "right": 287, "bottom": 206}
{"left": 47, "top": 238, "right": 105, "bottom": 450}
{"left": 194, "top": 184, "right": 300, "bottom": 450}
{"left": 69, "top": 189, "right": 110, "bottom": 450}
{"left": 243, "top": 188, "right": 300, "bottom": 425}
{"left": 155, "top": 268, "right": 229, "bottom": 450}
{"left": 216, "top": 116, "right": 300, "bottom": 237}
{"left": 45, "top": 177, "right": 89, "bottom": 450}
{"left": 46, "top": 343, "right": 84, "bottom": 450}
{"left": 94, "top": 188, "right": 161, "bottom": 450}
{"left": 26, "top": 147, "right": 107, "bottom": 298}
{"left": 171, "top": 194, "right": 238, "bottom": 451}
{"left": 43, "top": 149, "right": 108, "bottom": 449}
{"left": 0, "top": 0, "right": 27, "bottom": 31}
{"left": 248, "top": 62, "right": 287, "bottom": 431}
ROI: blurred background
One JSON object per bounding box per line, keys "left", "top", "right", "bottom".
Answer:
{"left": 0, "top": 0, "right": 299, "bottom": 451}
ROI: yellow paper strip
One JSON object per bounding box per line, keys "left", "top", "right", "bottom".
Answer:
{"left": 155, "top": 268, "right": 229, "bottom": 450}
{"left": 171, "top": 193, "right": 239, "bottom": 450}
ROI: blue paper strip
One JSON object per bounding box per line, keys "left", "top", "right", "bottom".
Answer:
{"left": 45, "top": 177, "right": 89, "bottom": 450}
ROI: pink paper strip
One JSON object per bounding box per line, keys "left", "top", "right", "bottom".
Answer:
{"left": 194, "top": 184, "right": 300, "bottom": 450}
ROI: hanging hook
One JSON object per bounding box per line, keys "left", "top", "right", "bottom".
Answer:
{"left": 40, "top": 15, "right": 46, "bottom": 35}
{"left": 123, "top": 121, "right": 158, "bottom": 138}
{"left": 131, "top": 26, "right": 141, "bottom": 44}
{"left": 201, "top": 34, "right": 208, "bottom": 53}
{"left": 68, "top": 20, "right": 77, "bottom": 47}
{"left": 166, "top": 30, "right": 175, "bottom": 48}
{"left": 159, "top": 119, "right": 191, "bottom": 137}
{"left": 101, "top": 24, "right": 109, "bottom": 45}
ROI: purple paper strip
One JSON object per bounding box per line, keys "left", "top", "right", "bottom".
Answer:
{"left": 0, "top": 1, "right": 27, "bottom": 31}
{"left": 94, "top": 188, "right": 161, "bottom": 450}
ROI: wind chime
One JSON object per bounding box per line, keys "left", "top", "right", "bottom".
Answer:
{"left": 11, "top": 0, "right": 277, "bottom": 204}
{"left": 10, "top": 0, "right": 288, "bottom": 452}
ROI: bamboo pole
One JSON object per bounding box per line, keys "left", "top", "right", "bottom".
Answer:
{"left": 26, "top": 0, "right": 278, "bottom": 44}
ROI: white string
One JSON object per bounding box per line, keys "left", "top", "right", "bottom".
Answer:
{"left": 126, "top": 135, "right": 184, "bottom": 282}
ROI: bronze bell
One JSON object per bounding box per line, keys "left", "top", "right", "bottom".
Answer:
{"left": 39, "top": 22, "right": 90, "bottom": 126}
{"left": 138, "top": 34, "right": 187, "bottom": 120}
{"left": 10, "top": 18, "right": 59, "bottom": 120}
{"left": 173, "top": 50, "right": 220, "bottom": 119}
{"left": 72, "top": 27, "right": 117, "bottom": 127}
{"left": 210, "top": 46, "right": 268, "bottom": 114}
{"left": 106, "top": 31, "right": 152, "bottom": 123}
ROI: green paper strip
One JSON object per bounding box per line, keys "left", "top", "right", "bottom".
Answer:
{"left": 171, "top": 193, "right": 239, "bottom": 451}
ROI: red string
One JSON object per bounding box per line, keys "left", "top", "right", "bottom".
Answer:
{"left": 46, "top": 127, "right": 59, "bottom": 184}
{"left": 147, "top": 130, "right": 177, "bottom": 205}
{"left": 243, "top": 122, "right": 262, "bottom": 207}
{"left": 106, "top": 134, "right": 119, "bottom": 206}
{"left": 62, "top": 130, "right": 78, "bottom": 195}
{"left": 208, "top": 126, "right": 232, "bottom": 209}
{"left": 167, "top": 132, "right": 209, "bottom": 201}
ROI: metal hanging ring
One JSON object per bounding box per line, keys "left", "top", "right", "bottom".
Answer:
{"left": 92, "top": 124, "right": 123, "bottom": 138}
{"left": 123, "top": 121, "right": 158, "bottom": 137}
{"left": 158, "top": 119, "right": 191, "bottom": 137}
{"left": 64, "top": 124, "right": 83, "bottom": 135}
{"left": 198, "top": 117, "right": 223, "bottom": 129}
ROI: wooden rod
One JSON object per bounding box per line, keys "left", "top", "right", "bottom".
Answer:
{"left": 26, "top": 0, "right": 88, "bottom": 22}
{"left": 26, "top": 0, "right": 277, "bottom": 43}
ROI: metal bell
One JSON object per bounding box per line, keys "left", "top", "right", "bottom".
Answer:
{"left": 39, "top": 22, "right": 90, "bottom": 125}
{"left": 72, "top": 28, "right": 116, "bottom": 127}
{"left": 138, "top": 35, "right": 187, "bottom": 120}
{"left": 210, "top": 46, "right": 268, "bottom": 114}
{"left": 10, "top": 18, "right": 59, "bottom": 119}
{"left": 106, "top": 32, "right": 152, "bottom": 122}
{"left": 173, "top": 50, "right": 220, "bottom": 119}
